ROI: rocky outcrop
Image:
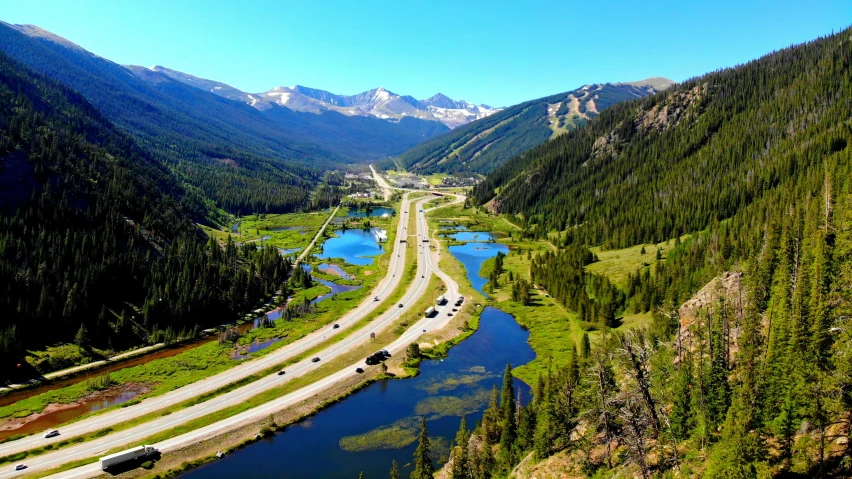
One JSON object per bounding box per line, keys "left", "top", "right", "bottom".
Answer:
{"left": 675, "top": 271, "right": 746, "bottom": 359}
{"left": 636, "top": 83, "right": 707, "bottom": 133}
{"left": 588, "top": 83, "right": 706, "bottom": 164}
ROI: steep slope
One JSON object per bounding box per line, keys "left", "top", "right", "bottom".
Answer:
{"left": 473, "top": 32, "right": 850, "bottom": 247}
{"left": 453, "top": 29, "right": 852, "bottom": 479}
{"left": 150, "top": 64, "right": 498, "bottom": 129}
{"left": 0, "top": 52, "right": 289, "bottom": 380}
{"left": 0, "top": 22, "right": 325, "bottom": 214}
{"left": 148, "top": 65, "right": 273, "bottom": 110}
{"left": 394, "top": 79, "right": 671, "bottom": 174}
{"left": 143, "top": 66, "right": 451, "bottom": 158}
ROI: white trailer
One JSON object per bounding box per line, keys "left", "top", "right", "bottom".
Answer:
{"left": 436, "top": 294, "right": 446, "bottom": 305}
{"left": 100, "top": 445, "right": 157, "bottom": 470}
{"left": 425, "top": 306, "right": 436, "bottom": 317}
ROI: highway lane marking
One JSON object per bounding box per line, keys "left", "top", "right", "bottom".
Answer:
{"left": 1, "top": 196, "right": 420, "bottom": 456}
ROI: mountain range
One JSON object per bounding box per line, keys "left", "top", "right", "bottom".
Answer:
{"left": 392, "top": 77, "right": 673, "bottom": 174}
{"left": 148, "top": 65, "right": 500, "bottom": 129}
{"left": 0, "top": 22, "right": 457, "bottom": 214}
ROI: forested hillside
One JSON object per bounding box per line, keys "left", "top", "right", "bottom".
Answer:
{"left": 0, "top": 53, "right": 290, "bottom": 381}
{"left": 393, "top": 79, "right": 670, "bottom": 174}
{"left": 451, "top": 29, "right": 852, "bottom": 478}
{"left": 0, "top": 23, "right": 449, "bottom": 215}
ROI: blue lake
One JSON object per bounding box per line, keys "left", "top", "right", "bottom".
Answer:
{"left": 447, "top": 231, "right": 497, "bottom": 242}
{"left": 348, "top": 207, "right": 395, "bottom": 218}
{"left": 318, "top": 229, "right": 383, "bottom": 266}
{"left": 181, "top": 307, "right": 534, "bottom": 479}
{"left": 448, "top": 242, "right": 510, "bottom": 295}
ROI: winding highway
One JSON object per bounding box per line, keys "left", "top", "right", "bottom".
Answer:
{"left": 3, "top": 174, "right": 465, "bottom": 478}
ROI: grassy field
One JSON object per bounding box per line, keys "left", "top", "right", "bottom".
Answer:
{"left": 425, "top": 203, "right": 661, "bottom": 384}
{"left": 423, "top": 173, "right": 449, "bottom": 186}
{"left": 200, "top": 209, "right": 343, "bottom": 256}
{"left": 586, "top": 236, "right": 685, "bottom": 289}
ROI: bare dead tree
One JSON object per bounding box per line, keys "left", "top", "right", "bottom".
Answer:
{"left": 619, "top": 330, "right": 661, "bottom": 437}
{"left": 618, "top": 394, "right": 651, "bottom": 479}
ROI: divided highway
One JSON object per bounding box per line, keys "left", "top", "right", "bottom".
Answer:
{"left": 4, "top": 189, "right": 465, "bottom": 478}
{"left": 0, "top": 194, "right": 413, "bottom": 461}
{"left": 2, "top": 175, "right": 466, "bottom": 478}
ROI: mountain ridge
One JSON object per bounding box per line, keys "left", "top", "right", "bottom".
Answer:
{"left": 147, "top": 64, "right": 501, "bottom": 128}
{"left": 393, "top": 78, "right": 673, "bottom": 174}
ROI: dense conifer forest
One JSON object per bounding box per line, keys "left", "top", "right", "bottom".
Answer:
{"left": 445, "top": 28, "right": 852, "bottom": 478}
{"left": 0, "top": 53, "right": 290, "bottom": 380}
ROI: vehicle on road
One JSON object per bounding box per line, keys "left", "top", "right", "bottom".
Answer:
{"left": 437, "top": 294, "right": 446, "bottom": 305}
{"left": 100, "top": 445, "right": 158, "bottom": 470}
{"left": 448, "top": 313, "right": 453, "bottom": 316}
{"left": 312, "top": 357, "right": 321, "bottom": 363}
{"left": 373, "top": 296, "right": 380, "bottom": 301}
{"left": 365, "top": 350, "right": 392, "bottom": 365}
{"left": 14, "top": 464, "right": 27, "bottom": 471}
{"left": 277, "top": 370, "right": 286, "bottom": 376}
{"left": 425, "top": 306, "right": 436, "bottom": 318}
{"left": 356, "top": 368, "right": 364, "bottom": 374}
{"left": 452, "top": 308, "right": 458, "bottom": 312}
{"left": 44, "top": 430, "right": 59, "bottom": 438}
{"left": 333, "top": 323, "right": 340, "bottom": 329}
{"left": 398, "top": 303, "right": 404, "bottom": 308}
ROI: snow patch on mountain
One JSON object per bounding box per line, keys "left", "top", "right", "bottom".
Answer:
{"left": 140, "top": 64, "right": 500, "bottom": 128}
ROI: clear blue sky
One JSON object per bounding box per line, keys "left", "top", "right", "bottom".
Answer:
{"left": 1, "top": 0, "right": 848, "bottom": 106}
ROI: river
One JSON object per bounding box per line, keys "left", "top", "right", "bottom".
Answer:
{"left": 181, "top": 231, "right": 526, "bottom": 478}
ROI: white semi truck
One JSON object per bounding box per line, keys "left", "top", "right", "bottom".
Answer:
{"left": 436, "top": 294, "right": 446, "bottom": 305}
{"left": 425, "top": 306, "right": 436, "bottom": 317}
{"left": 100, "top": 445, "right": 158, "bottom": 470}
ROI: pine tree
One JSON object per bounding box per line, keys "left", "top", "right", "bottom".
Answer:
{"left": 411, "top": 418, "right": 434, "bottom": 479}
{"left": 670, "top": 352, "right": 695, "bottom": 441}
{"left": 498, "top": 364, "right": 517, "bottom": 469}
{"left": 581, "top": 332, "right": 591, "bottom": 358}
{"left": 450, "top": 416, "right": 471, "bottom": 479}
{"left": 389, "top": 460, "right": 399, "bottom": 479}
{"left": 482, "top": 385, "right": 502, "bottom": 443}
{"left": 74, "top": 323, "right": 90, "bottom": 350}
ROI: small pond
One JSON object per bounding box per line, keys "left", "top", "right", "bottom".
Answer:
{"left": 447, "top": 242, "right": 510, "bottom": 295}
{"left": 447, "top": 231, "right": 497, "bottom": 242}
{"left": 347, "top": 207, "right": 395, "bottom": 218}
{"left": 318, "top": 229, "right": 383, "bottom": 266}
